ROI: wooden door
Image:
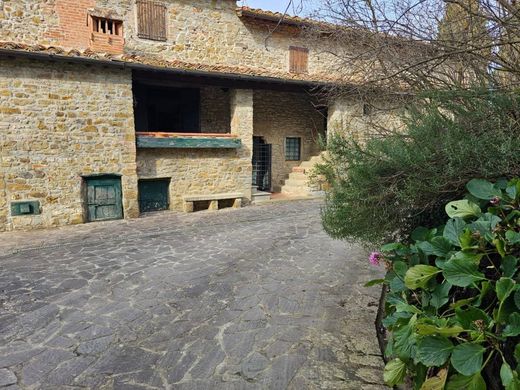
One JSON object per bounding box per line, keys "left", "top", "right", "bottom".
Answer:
{"left": 86, "top": 177, "right": 123, "bottom": 222}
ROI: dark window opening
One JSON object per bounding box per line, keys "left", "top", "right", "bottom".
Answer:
{"left": 285, "top": 137, "right": 301, "bottom": 161}
{"left": 138, "top": 179, "right": 170, "bottom": 213}
{"left": 134, "top": 84, "right": 201, "bottom": 133}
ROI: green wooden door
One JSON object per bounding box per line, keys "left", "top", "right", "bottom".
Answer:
{"left": 138, "top": 179, "right": 170, "bottom": 213}
{"left": 86, "top": 177, "right": 123, "bottom": 222}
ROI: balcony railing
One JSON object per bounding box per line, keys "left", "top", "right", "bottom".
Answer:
{"left": 135, "top": 132, "right": 242, "bottom": 149}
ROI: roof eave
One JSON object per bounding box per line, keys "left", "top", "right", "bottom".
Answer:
{"left": 0, "top": 48, "right": 332, "bottom": 89}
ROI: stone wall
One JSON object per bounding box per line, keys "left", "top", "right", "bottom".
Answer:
{"left": 200, "top": 87, "right": 230, "bottom": 134}
{"left": 0, "top": 0, "right": 343, "bottom": 81}
{"left": 0, "top": 58, "right": 139, "bottom": 231}
{"left": 253, "top": 90, "right": 325, "bottom": 192}
{"left": 136, "top": 88, "right": 253, "bottom": 211}
{"left": 327, "top": 97, "right": 405, "bottom": 142}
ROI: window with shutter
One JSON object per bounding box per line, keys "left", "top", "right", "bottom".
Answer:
{"left": 137, "top": 0, "right": 167, "bottom": 41}
{"left": 289, "top": 46, "right": 309, "bottom": 74}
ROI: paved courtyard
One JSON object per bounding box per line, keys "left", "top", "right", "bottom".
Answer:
{"left": 0, "top": 200, "right": 386, "bottom": 389}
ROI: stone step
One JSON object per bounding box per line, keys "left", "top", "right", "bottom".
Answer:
{"left": 300, "top": 161, "right": 316, "bottom": 168}
{"left": 288, "top": 172, "right": 307, "bottom": 180}
{"left": 281, "top": 187, "right": 310, "bottom": 196}
{"left": 292, "top": 166, "right": 306, "bottom": 173}
{"left": 284, "top": 178, "right": 308, "bottom": 187}
{"left": 252, "top": 191, "right": 271, "bottom": 204}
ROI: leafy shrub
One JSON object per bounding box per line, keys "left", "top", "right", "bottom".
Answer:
{"left": 318, "top": 90, "right": 520, "bottom": 245}
{"left": 372, "top": 178, "right": 520, "bottom": 389}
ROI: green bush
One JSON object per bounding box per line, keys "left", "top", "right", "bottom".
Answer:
{"left": 318, "top": 90, "right": 520, "bottom": 245}
{"left": 370, "top": 178, "right": 520, "bottom": 389}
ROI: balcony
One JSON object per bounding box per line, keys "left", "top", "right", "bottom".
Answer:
{"left": 135, "top": 132, "right": 242, "bottom": 149}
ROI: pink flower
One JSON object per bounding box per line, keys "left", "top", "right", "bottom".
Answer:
{"left": 369, "top": 251, "right": 382, "bottom": 266}
{"left": 490, "top": 196, "right": 500, "bottom": 205}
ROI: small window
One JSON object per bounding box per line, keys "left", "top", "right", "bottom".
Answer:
{"left": 91, "top": 16, "right": 123, "bottom": 36}
{"left": 289, "top": 46, "right": 309, "bottom": 74}
{"left": 285, "top": 137, "right": 301, "bottom": 161}
{"left": 137, "top": 0, "right": 167, "bottom": 41}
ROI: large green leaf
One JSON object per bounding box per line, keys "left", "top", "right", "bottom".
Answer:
{"left": 501, "top": 362, "right": 515, "bottom": 386}
{"left": 446, "top": 373, "right": 486, "bottom": 390}
{"left": 471, "top": 213, "right": 502, "bottom": 241}
{"left": 416, "top": 336, "right": 453, "bottom": 367}
{"left": 420, "top": 368, "right": 448, "bottom": 390}
{"left": 450, "top": 251, "right": 483, "bottom": 265}
{"left": 416, "top": 238, "right": 452, "bottom": 257}
{"left": 394, "top": 261, "right": 408, "bottom": 278}
{"left": 445, "top": 200, "right": 482, "bottom": 219}
{"left": 393, "top": 316, "right": 417, "bottom": 360}
{"left": 416, "top": 323, "right": 464, "bottom": 337}
{"left": 506, "top": 182, "right": 519, "bottom": 200}
{"left": 466, "top": 179, "right": 502, "bottom": 200}
{"left": 450, "top": 343, "right": 485, "bottom": 376}
{"left": 503, "top": 312, "right": 520, "bottom": 337}
{"left": 430, "top": 282, "right": 452, "bottom": 309}
{"left": 506, "top": 230, "right": 520, "bottom": 245}
{"left": 442, "top": 259, "right": 485, "bottom": 287}
{"left": 455, "top": 306, "right": 491, "bottom": 330}
{"left": 500, "top": 362, "right": 520, "bottom": 390}
{"left": 384, "top": 358, "right": 407, "bottom": 387}
{"left": 515, "top": 289, "right": 520, "bottom": 310}
{"left": 444, "top": 218, "right": 466, "bottom": 246}
{"left": 405, "top": 265, "right": 441, "bottom": 290}
{"left": 496, "top": 277, "right": 516, "bottom": 302}
{"left": 502, "top": 256, "right": 519, "bottom": 278}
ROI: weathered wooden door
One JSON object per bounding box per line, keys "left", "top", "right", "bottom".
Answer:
{"left": 86, "top": 177, "right": 123, "bottom": 222}
{"left": 138, "top": 179, "right": 170, "bottom": 212}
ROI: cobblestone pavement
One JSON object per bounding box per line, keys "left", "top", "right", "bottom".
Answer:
{"left": 0, "top": 200, "right": 386, "bottom": 390}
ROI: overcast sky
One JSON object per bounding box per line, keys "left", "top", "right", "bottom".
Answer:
{"left": 238, "top": 0, "right": 317, "bottom": 15}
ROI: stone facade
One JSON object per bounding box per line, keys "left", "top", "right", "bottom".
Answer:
{"left": 200, "top": 87, "right": 231, "bottom": 134}
{"left": 137, "top": 89, "right": 253, "bottom": 211}
{"left": 0, "top": 0, "right": 403, "bottom": 232}
{"left": 327, "top": 97, "right": 405, "bottom": 142}
{"left": 0, "top": 58, "right": 139, "bottom": 231}
{"left": 253, "top": 90, "right": 325, "bottom": 192}
{"left": 0, "top": 0, "right": 342, "bottom": 81}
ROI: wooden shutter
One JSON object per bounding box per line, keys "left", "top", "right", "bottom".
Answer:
{"left": 289, "top": 46, "right": 309, "bottom": 74}
{"left": 137, "top": 0, "right": 167, "bottom": 41}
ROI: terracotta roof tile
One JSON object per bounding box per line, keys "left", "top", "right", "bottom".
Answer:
{"left": 236, "top": 6, "right": 338, "bottom": 31}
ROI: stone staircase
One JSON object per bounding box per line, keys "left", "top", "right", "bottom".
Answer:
{"left": 281, "top": 154, "right": 327, "bottom": 197}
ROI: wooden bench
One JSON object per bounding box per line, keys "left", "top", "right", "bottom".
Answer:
{"left": 183, "top": 192, "right": 244, "bottom": 213}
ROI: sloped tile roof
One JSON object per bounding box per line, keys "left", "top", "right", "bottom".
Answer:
{"left": 0, "top": 41, "right": 345, "bottom": 84}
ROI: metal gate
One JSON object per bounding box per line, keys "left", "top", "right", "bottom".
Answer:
{"left": 85, "top": 176, "right": 123, "bottom": 222}
{"left": 138, "top": 179, "right": 170, "bottom": 213}
{"left": 252, "top": 137, "right": 272, "bottom": 192}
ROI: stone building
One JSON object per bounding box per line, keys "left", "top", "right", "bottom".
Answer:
{"left": 0, "top": 0, "right": 396, "bottom": 232}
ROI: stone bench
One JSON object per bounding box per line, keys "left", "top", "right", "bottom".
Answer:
{"left": 183, "top": 192, "right": 244, "bottom": 213}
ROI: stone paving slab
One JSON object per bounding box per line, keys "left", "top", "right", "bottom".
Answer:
{"left": 0, "top": 200, "right": 387, "bottom": 389}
